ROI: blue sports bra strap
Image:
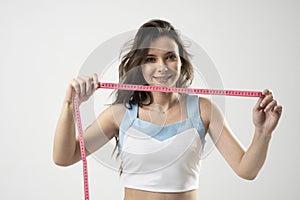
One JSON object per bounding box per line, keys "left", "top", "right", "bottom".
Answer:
{"left": 118, "top": 104, "right": 138, "bottom": 153}
{"left": 121, "top": 103, "right": 137, "bottom": 129}
{"left": 186, "top": 95, "right": 206, "bottom": 145}
{"left": 187, "top": 95, "right": 201, "bottom": 129}
{"left": 129, "top": 103, "right": 138, "bottom": 119}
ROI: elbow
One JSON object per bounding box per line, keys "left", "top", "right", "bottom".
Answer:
{"left": 237, "top": 170, "right": 258, "bottom": 181}
{"left": 52, "top": 154, "right": 72, "bottom": 167}
{"left": 239, "top": 173, "right": 257, "bottom": 181}
{"left": 53, "top": 160, "right": 71, "bottom": 167}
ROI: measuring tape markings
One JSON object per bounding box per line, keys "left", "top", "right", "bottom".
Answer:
{"left": 73, "top": 82, "right": 263, "bottom": 200}
{"left": 74, "top": 95, "right": 90, "bottom": 200}
{"left": 97, "top": 82, "right": 264, "bottom": 98}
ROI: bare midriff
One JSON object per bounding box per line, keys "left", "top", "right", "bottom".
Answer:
{"left": 124, "top": 188, "right": 198, "bottom": 200}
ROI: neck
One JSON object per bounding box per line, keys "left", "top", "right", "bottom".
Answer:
{"left": 150, "top": 92, "right": 179, "bottom": 111}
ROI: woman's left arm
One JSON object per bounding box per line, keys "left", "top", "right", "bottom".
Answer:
{"left": 238, "top": 89, "right": 283, "bottom": 179}
{"left": 204, "top": 89, "right": 283, "bottom": 180}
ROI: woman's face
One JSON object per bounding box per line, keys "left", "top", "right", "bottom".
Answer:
{"left": 141, "top": 36, "right": 182, "bottom": 87}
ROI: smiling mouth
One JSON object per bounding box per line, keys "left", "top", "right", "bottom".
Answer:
{"left": 153, "top": 75, "right": 172, "bottom": 83}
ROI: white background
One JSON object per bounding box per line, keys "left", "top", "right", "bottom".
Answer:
{"left": 1, "top": 0, "right": 299, "bottom": 199}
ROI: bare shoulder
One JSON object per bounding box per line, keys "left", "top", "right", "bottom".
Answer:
{"left": 98, "top": 103, "right": 127, "bottom": 128}
{"left": 197, "top": 96, "right": 225, "bottom": 130}
{"left": 198, "top": 96, "right": 224, "bottom": 115}
{"left": 110, "top": 103, "right": 127, "bottom": 125}
{"left": 198, "top": 96, "right": 212, "bottom": 110}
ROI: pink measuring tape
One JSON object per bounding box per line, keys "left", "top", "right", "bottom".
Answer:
{"left": 97, "top": 82, "right": 264, "bottom": 97}
{"left": 73, "top": 82, "right": 264, "bottom": 200}
{"left": 73, "top": 94, "right": 90, "bottom": 200}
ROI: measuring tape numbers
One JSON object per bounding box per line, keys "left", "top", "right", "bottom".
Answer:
{"left": 73, "top": 82, "right": 263, "bottom": 200}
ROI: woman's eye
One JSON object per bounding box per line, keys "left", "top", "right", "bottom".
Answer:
{"left": 145, "top": 57, "right": 156, "bottom": 63}
{"left": 167, "top": 54, "right": 177, "bottom": 61}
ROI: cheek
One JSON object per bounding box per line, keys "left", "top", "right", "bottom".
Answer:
{"left": 141, "top": 65, "right": 153, "bottom": 80}
{"left": 174, "top": 57, "right": 182, "bottom": 70}
{"left": 175, "top": 61, "right": 182, "bottom": 73}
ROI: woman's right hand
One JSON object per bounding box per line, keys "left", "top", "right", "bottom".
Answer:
{"left": 64, "top": 73, "right": 99, "bottom": 105}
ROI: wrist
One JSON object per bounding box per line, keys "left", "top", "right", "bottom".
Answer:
{"left": 62, "top": 99, "right": 74, "bottom": 111}
{"left": 254, "top": 127, "right": 272, "bottom": 140}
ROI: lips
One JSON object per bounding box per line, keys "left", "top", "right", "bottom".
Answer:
{"left": 153, "top": 75, "right": 172, "bottom": 83}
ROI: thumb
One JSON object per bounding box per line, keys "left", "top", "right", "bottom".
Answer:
{"left": 253, "top": 96, "right": 264, "bottom": 111}
{"left": 64, "top": 84, "right": 75, "bottom": 104}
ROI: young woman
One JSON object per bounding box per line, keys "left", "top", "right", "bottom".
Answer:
{"left": 53, "top": 19, "right": 283, "bottom": 200}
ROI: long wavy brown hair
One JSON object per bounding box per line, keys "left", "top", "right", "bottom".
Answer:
{"left": 112, "top": 19, "right": 194, "bottom": 108}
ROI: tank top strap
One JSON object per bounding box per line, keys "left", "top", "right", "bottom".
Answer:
{"left": 186, "top": 95, "right": 205, "bottom": 140}
{"left": 122, "top": 103, "right": 137, "bottom": 123}
{"left": 118, "top": 103, "right": 138, "bottom": 153}
{"left": 186, "top": 95, "right": 200, "bottom": 125}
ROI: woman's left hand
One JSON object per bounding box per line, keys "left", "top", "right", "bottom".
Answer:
{"left": 252, "top": 89, "right": 283, "bottom": 135}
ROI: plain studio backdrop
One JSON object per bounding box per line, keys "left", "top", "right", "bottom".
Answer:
{"left": 1, "top": 0, "right": 299, "bottom": 199}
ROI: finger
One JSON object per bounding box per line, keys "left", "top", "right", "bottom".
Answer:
{"left": 254, "top": 96, "right": 264, "bottom": 111}
{"left": 93, "top": 73, "right": 99, "bottom": 89}
{"left": 260, "top": 93, "right": 274, "bottom": 108}
{"left": 70, "top": 78, "right": 80, "bottom": 95}
{"left": 77, "top": 77, "right": 86, "bottom": 97}
{"left": 86, "top": 76, "right": 93, "bottom": 95}
{"left": 254, "top": 89, "right": 271, "bottom": 110}
{"left": 65, "top": 82, "right": 75, "bottom": 103}
{"left": 262, "top": 89, "right": 272, "bottom": 96}
{"left": 264, "top": 99, "right": 277, "bottom": 112}
{"left": 273, "top": 105, "right": 283, "bottom": 115}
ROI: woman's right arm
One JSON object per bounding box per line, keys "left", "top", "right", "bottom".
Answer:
{"left": 53, "top": 95, "right": 78, "bottom": 166}
{"left": 53, "top": 99, "right": 121, "bottom": 166}
{"left": 53, "top": 74, "right": 98, "bottom": 166}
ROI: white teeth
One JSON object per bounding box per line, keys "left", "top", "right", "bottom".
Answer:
{"left": 155, "top": 77, "right": 169, "bottom": 82}
{"left": 157, "top": 77, "right": 167, "bottom": 81}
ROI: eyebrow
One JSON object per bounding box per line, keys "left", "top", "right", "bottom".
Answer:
{"left": 146, "top": 51, "right": 176, "bottom": 56}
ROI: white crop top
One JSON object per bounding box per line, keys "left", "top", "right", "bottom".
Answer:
{"left": 118, "top": 95, "right": 206, "bottom": 192}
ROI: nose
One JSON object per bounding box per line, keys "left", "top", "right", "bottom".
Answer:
{"left": 157, "top": 58, "right": 168, "bottom": 72}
